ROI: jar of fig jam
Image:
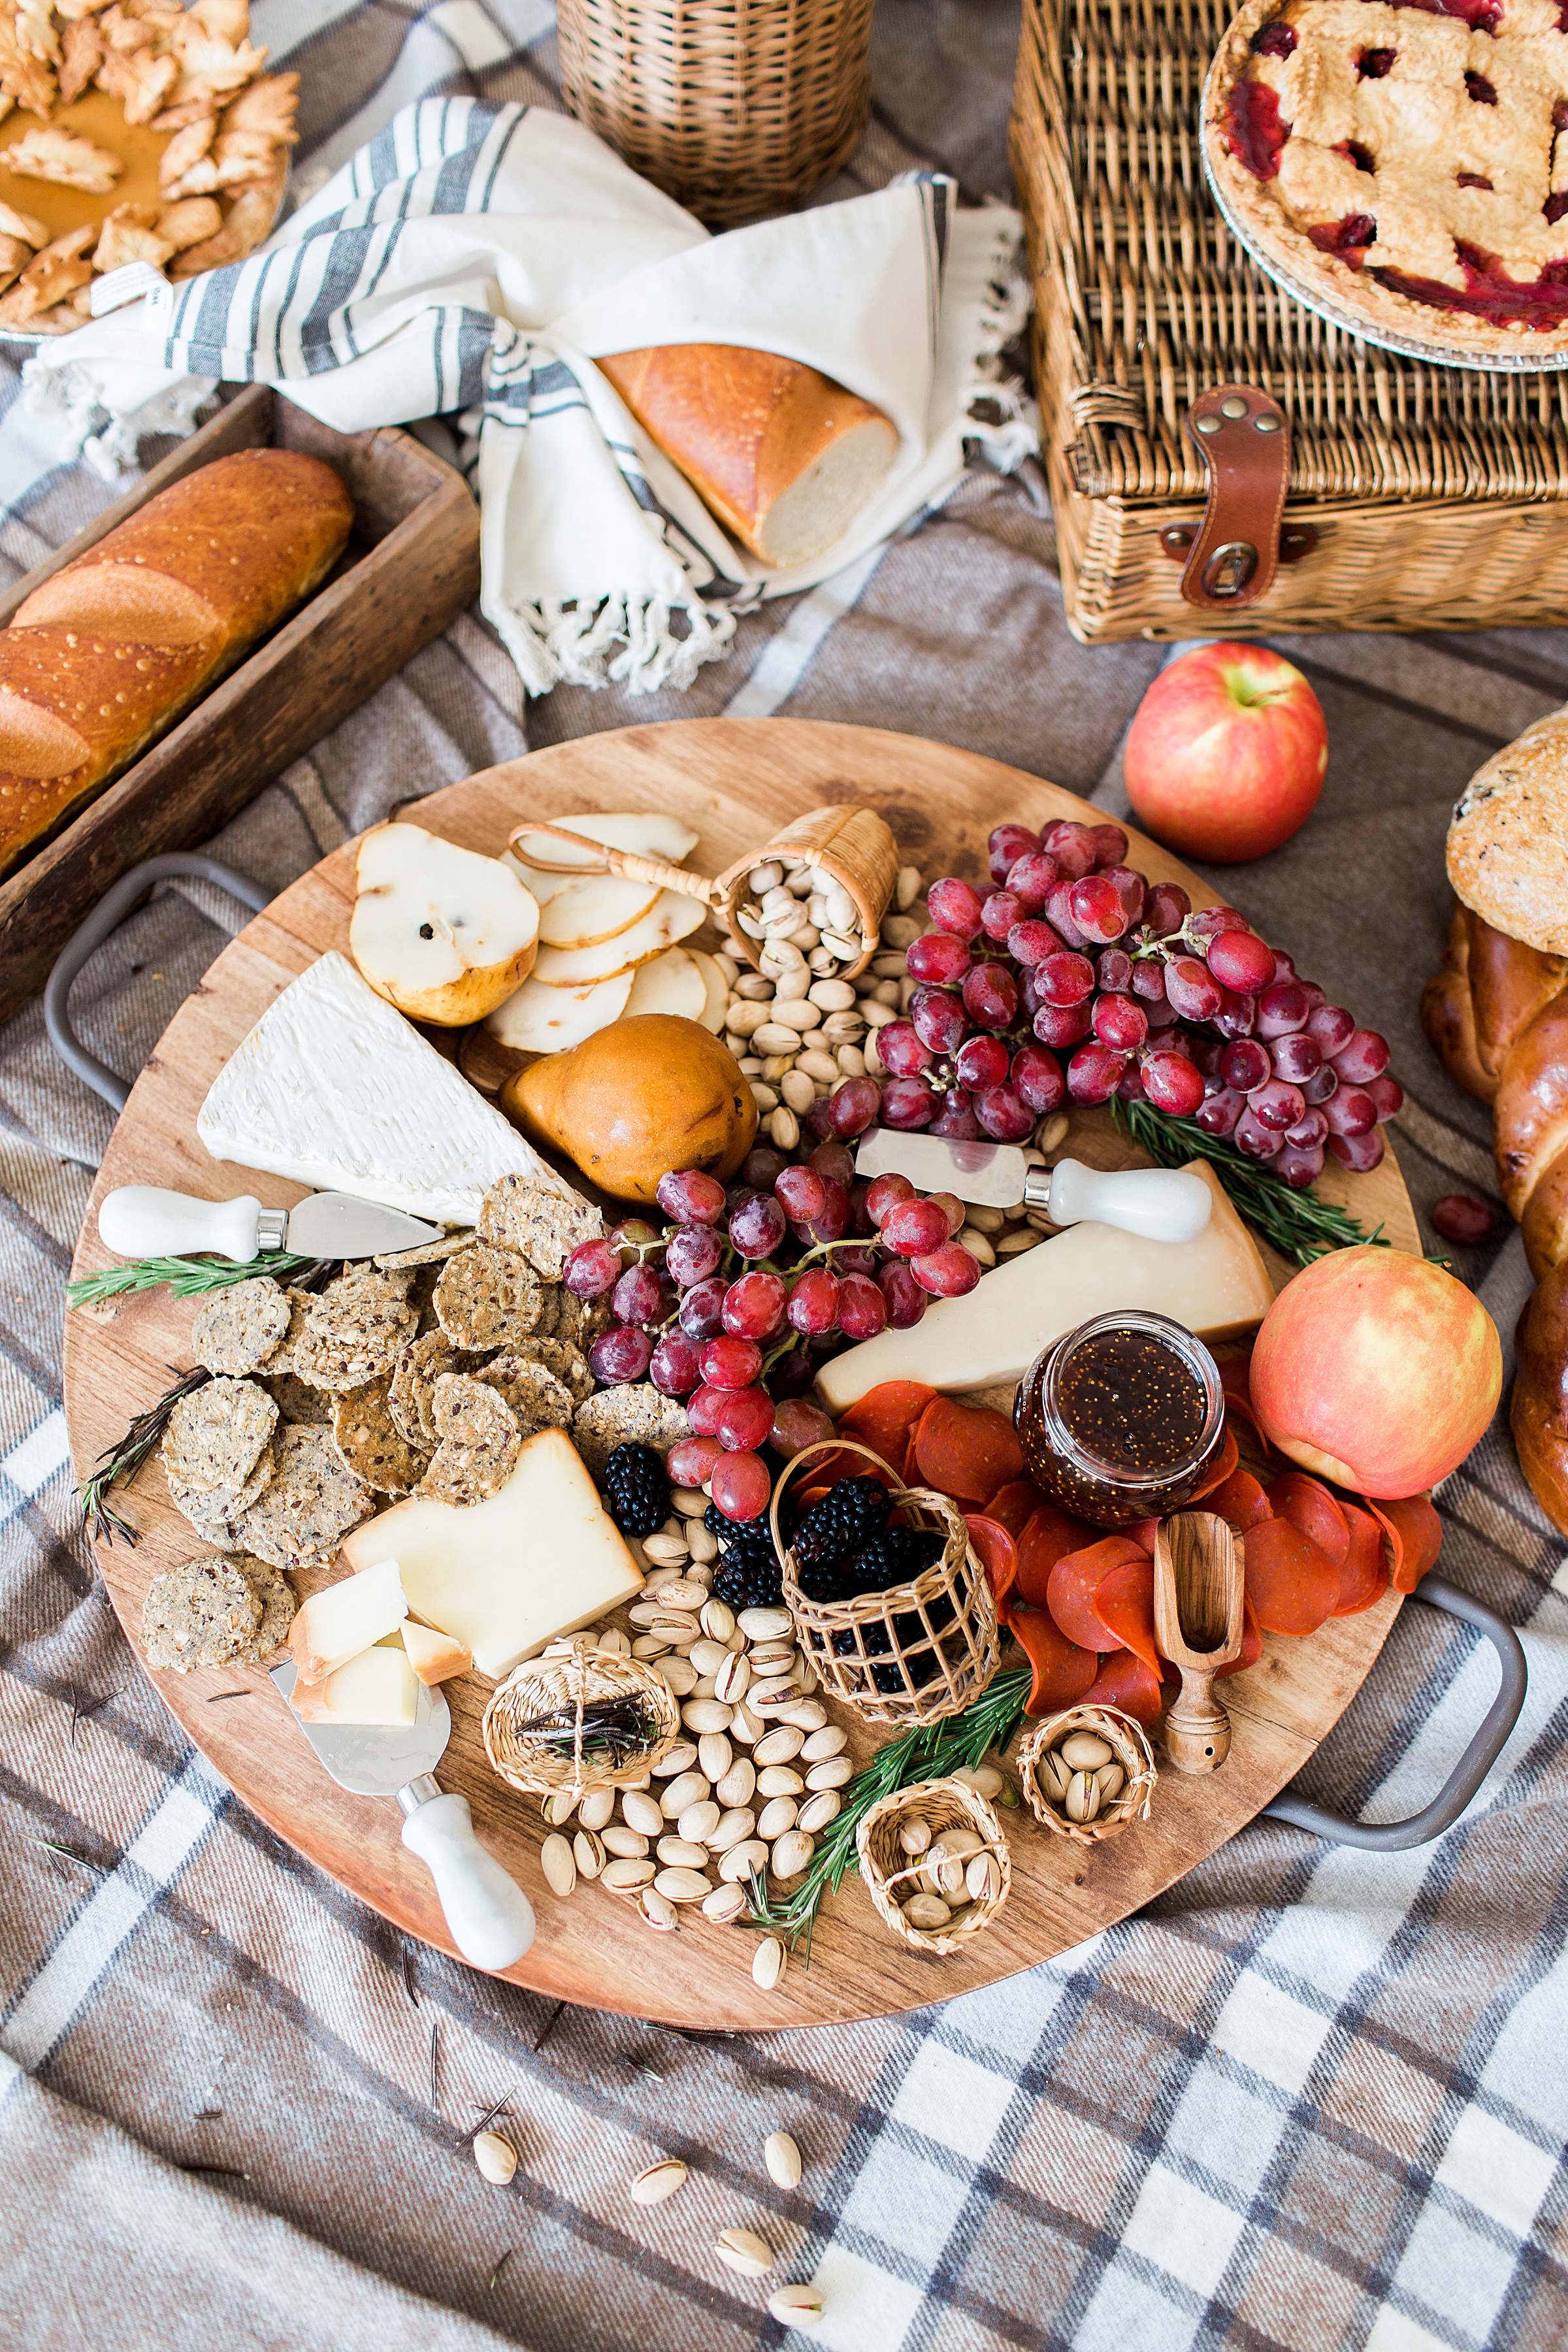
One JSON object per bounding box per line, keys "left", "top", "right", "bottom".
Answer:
{"left": 1013, "top": 1311, "right": 1225, "bottom": 1529}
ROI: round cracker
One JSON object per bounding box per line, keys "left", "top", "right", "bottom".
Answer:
{"left": 433, "top": 1242, "right": 546, "bottom": 1350}
{"left": 142, "top": 1555, "right": 261, "bottom": 1673}
{"left": 191, "top": 1277, "right": 292, "bottom": 1377}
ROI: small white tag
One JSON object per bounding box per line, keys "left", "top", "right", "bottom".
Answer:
{"left": 90, "top": 261, "right": 170, "bottom": 319}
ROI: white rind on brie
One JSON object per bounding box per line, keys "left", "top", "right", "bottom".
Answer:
{"left": 197, "top": 952, "right": 581, "bottom": 1226}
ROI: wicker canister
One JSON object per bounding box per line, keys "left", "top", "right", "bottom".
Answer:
{"left": 1016, "top": 1705, "right": 1157, "bottom": 1847}
{"left": 557, "top": 0, "right": 875, "bottom": 228}
{"left": 716, "top": 804, "right": 898, "bottom": 983}
{"left": 857, "top": 1776, "right": 1012, "bottom": 1955}
{"left": 482, "top": 1643, "right": 680, "bottom": 1801}
{"left": 772, "top": 1440, "right": 1001, "bottom": 1727}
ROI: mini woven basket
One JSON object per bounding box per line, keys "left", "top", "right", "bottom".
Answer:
{"left": 1016, "top": 1705, "right": 1157, "bottom": 1847}
{"left": 482, "top": 1643, "right": 680, "bottom": 1800}
{"left": 556, "top": 0, "right": 876, "bottom": 227}
{"left": 773, "top": 1439, "right": 1002, "bottom": 1727}
{"left": 856, "top": 1776, "right": 1012, "bottom": 1955}
{"left": 716, "top": 804, "right": 898, "bottom": 983}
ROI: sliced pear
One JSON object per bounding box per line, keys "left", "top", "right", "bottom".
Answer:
{"left": 510, "top": 809, "right": 700, "bottom": 875}
{"left": 350, "top": 823, "right": 539, "bottom": 1028}
{"left": 531, "top": 890, "right": 706, "bottom": 988}
{"left": 625, "top": 945, "right": 709, "bottom": 1022}
{"left": 537, "top": 873, "right": 663, "bottom": 951}
{"left": 689, "top": 948, "right": 729, "bottom": 1034}
{"left": 485, "top": 965, "right": 634, "bottom": 1053}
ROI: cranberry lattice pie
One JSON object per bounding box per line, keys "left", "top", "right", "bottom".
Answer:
{"left": 1204, "top": 0, "right": 1568, "bottom": 359}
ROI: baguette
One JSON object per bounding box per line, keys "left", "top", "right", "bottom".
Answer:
{"left": 595, "top": 345, "right": 897, "bottom": 568}
{"left": 0, "top": 448, "right": 354, "bottom": 881}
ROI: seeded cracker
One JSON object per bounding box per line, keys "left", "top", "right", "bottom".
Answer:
{"left": 190, "top": 1277, "right": 292, "bottom": 1377}
{"left": 261, "top": 1288, "right": 317, "bottom": 1377}
{"left": 433, "top": 1241, "right": 546, "bottom": 1349}
{"left": 374, "top": 1230, "right": 475, "bottom": 1271}
{"left": 572, "top": 1386, "right": 690, "bottom": 1478}
{"left": 489, "top": 1335, "right": 595, "bottom": 1407}
{"left": 332, "top": 1376, "right": 430, "bottom": 1496}
{"left": 476, "top": 1353, "right": 576, "bottom": 1435}
{"left": 421, "top": 1373, "right": 521, "bottom": 1506}
{"left": 142, "top": 1556, "right": 261, "bottom": 1673}
{"left": 480, "top": 1173, "right": 603, "bottom": 1282}
{"left": 163, "top": 1376, "right": 278, "bottom": 1494}
{"left": 554, "top": 1288, "right": 612, "bottom": 1351}
{"left": 388, "top": 1329, "right": 468, "bottom": 1448}
{"left": 262, "top": 1370, "right": 332, "bottom": 1426}
{"left": 233, "top": 1554, "right": 297, "bottom": 1661}
{"left": 293, "top": 1269, "right": 417, "bottom": 1391}
{"left": 531, "top": 1283, "right": 562, "bottom": 1341}
{"left": 234, "top": 1424, "right": 372, "bottom": 1574}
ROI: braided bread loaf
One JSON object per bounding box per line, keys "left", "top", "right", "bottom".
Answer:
{"left": 0, "top": 449, "right": 353, "bottom": 883}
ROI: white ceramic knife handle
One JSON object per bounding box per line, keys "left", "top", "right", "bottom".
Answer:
{"left": 98, "top": 1186, "right": 263, "bottom": 1263}
{"left": 400, "top": 1790, "right": 536, "bottom": 1972}
{"left": 1042, "top": 1159, "right": 1214, "bottom": 1245}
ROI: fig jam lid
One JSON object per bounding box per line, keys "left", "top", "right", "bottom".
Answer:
{"left": 1036, "top": 1311, "right": 1224, "bottom": 1494}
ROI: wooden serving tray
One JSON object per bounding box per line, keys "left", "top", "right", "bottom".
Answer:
{"left": 0, "top": 384, "right": 480, "bottom": 1026}
{"left": 63, "top": 719, "right": 1418, "bottom": 2032}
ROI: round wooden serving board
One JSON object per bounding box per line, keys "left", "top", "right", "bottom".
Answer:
{"left": 63, "top": 719, "right": 1418, "bottom": 2032}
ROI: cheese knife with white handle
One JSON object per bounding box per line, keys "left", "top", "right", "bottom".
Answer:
{"left": 853, "top": 1130, "right": 1213, "bottom": 1243}
{"left": 98, "top": 1185, "right": 444, "bottom": 1264}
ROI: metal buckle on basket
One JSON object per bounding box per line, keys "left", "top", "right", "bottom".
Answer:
{"left": 1171, "top": 385, "right": 1305, "bottom": 612}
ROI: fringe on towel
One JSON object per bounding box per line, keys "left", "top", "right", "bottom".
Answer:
{"left": 486, "top": 589, "right": 741, "bottom": 697}
{"left": 960, "top": 208, "right": 1039, "bottom": 476}
{"left": 21, "top": 353, "right": 218, "bottom": 481}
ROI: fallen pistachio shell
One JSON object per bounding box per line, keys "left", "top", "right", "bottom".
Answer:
{"left": 655, "top": 1865, "right": 712, "bottom": 1902}
{"left": 768, "top": 2285, "right": 824, "bottom": 2327}
{"left": 700, "top": 1597, "right": 736, "bottom": 1640}
{"left": 715, "top": 2227, "right": 774, "bottom": 2276}
{"left": 602, "top": 1823, "right": 650, "bottom": 1859}
{"left": 540, "top": 1833, "right": 576, "bottom": 1899}
{"left": 757, "top": 1795, "right": 800, "bottom": 1840}
{"left": 1060, "top": 1731, "right": 1115, "bottom": 1771}
{"left": 702, "top": 1882, "right": 748, "bottom": 1923}
{"left": 954, "top": 1763, "right": 1005, "bottom": 1799}
{"left": 804, "top": 1755, "right": 853, "bottom": 1791}
{"left": 573, "top": 1828, "right": 606, "bottom": 1878}
{"left": 630, "top": 2158, "right": 687, "bottom": 2204}
{"left": 658, "top": 1656, "right": 698, "bottom": 1697}
{"left": 542, "top": 1791, "right": 576, "bottom": 1827}
{"left": 720, "top": 1837, "right": 770, "bottom": 1882}
{"left": 653, "top": 1742, "right": 700, "bottom": 1780}
{"left": 779, "top": 1701, "right": 827, "bottom": 1731}
{"left": 772, "top": 1829, "right": 815, "bottom": 1879}
{"left": 757, "top": 1765, "right": 805, "bottom": 1799}
{"left": 660, "top": 1770, "right": 711, "bottom": 1816}
{"left": 800, "top": 1725, "right": 847, "bottom": 1761}
{"left": 764, "top": 2131, "right": 802, "bottom": 2190}
{"left": 715, "top": 1759, "right": 757, "bottom": 1808}
{"left": 797, "top": 1789, "right": 840, "bottom": 1835}
{"left": 657, "top": 1836, "right": 708, "bottom": 1868}
{"left": 622, "top": 1789, "right": 665, "bottom": 1837}
{"left": 602, "top": 1857, "right": 657, "bottom": 1893}
{"left": 713, "top": 1653, "right": 751, "bottom": 1705}
{"left": 754, "top": 1725, "right": 805, "bottom": 1766}
{"left": 474, "top": 2131, "right": 518, "bottom": 2185}
{"left": 738, "top": 1607, "right": 792, "bottom": 1640}
{"left": 752, "top": 1935, "right": 787, "bottom": 1990}
{"left": 578, "top": 1786, "right": 615, "bottom": 1831}
{"left": 636, "top": 1886, "right": 679, "bottom": 1931}
{"left": 698, "top": 1731, "right": 733, "bottom": 1782}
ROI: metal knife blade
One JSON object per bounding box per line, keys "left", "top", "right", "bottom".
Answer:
{"left": 270, "top": 1658, "right": 450, "bottom": 1796}
{"left": 855, "top": 1127, "right": 1027, "bottom": 1207}
{"left": 284, "top": 1194, "right": 444, "bottom": 1259}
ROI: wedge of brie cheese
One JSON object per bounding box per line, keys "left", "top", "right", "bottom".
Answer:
{"left": 815, "top": 1161, "right": 1274, "bottom": 1413}
{"left": 197, "top": 953, "right": 580, "bottom": 1226}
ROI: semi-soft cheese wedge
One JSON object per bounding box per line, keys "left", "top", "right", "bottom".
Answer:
{"left": 340, "top": 1428, "right": 644, "bottom": 1677}
{"left": 292, "top": 1642, "right": 421, "bottom": 1726}
{"left": 288, "top": 1556, "right": 408, "bottom": 1683}
{"left": 815, "top": 1162, "right": 1274, "bottom": 1414}
{"left": 401, "top": 1620, "right": 472, "bottom": 1686}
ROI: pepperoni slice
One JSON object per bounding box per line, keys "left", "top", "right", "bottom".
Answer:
{"left": 1009, "top": 1602, "right": 1100, "bottom": 1716}
{"left": 982, "top": 1478, "right": 1047, "bottom": 1541}
{"left": 1242, "top": 1516, "right": 1340, "bottom": 1635}
{"left": 1015, "top": 1502, "right": 1098, "bottom": 1609}
{"left": 1218, "top": 1352, "right": 1269, "bottom": 1443}
{"left": 1333, "top": 1501, "right": 1391, "bottom": 1615}
{"left": 1189, "top": 1422, "right": 1239, "bottom": 1501}
{"left": 840, "top": 1382, "right": 938, "bottom": 1469}
{"left": 1215, "top": 1590, "right": 1264, "bottom": 1678}
{"left": 964, "top": 1514, "right": 1019, "bottom": 1612}
{"left": 1092, "top": 1557, "right": 1162, "bottom": 1683}
{"left": 1267, "top": 1472, "right": 1350, "bottom": 1569}
{"left": 1083, "top": 1646, "right": 1164, "bottom": 1726}
{"left": 1364, "top": 1492, "right": 1443, "bottom": 1593}
{"left": 1124, "top": 1516, "right": 1161, "bottom": 1558}
{"left": 1205, "top": 1465, "right": 1273, "bottom": 1529}
{"left": 1046, "top": 1535, "right": 1148, "bottom": 1652}
{"left": 913, "top": 1396, "right": 1024, "bottom": 1503}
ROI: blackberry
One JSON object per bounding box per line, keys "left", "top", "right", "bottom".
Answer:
{"left": 829, "top": 1590, "right": 953, "bottom": 1692}
{"left": 840, "top": 1525, "right": 945, "bottom": 1597}
{"left": 792, "top": 1476, "right": 890, "bottom": 1574}
{"left": 602, "top": 1443, "right": 670, "bottom": 1539}
{"left": 707, "top": 1505, "right": 783, "bottom": 1610}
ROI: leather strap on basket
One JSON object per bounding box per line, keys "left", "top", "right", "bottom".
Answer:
{"left": 1179, "top": 384, "right": 1290, "bottom": 612}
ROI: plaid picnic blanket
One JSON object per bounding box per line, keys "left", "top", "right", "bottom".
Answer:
{"left": 2, "top": 6, "right": 1566, "bottom": 2349}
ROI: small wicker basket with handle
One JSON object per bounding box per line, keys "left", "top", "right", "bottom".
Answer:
{"left": 1016, "top": 1704, "right": 1156, "bottom": 1846}
{"left": 482, "top": 1641, "right": 680, "bottom": 1801}
{"left": 857, "top": 1775, "right": 1012, "bottom": 1955}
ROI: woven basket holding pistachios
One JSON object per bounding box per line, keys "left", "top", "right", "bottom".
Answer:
{"left": 1016, "top": 1707, "right": 1156, "bottom": 1846}
{"left": 855, "top": 1775, "right": 1011, "bottom": 1953}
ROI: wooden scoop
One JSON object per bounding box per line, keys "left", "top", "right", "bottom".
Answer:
{"left": 1152, "top": 1511, "right": 1245, "bottom": 1774}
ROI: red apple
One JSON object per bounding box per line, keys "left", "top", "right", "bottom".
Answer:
{"left": 1124, "top": 643, "right": 1328, "bottom": 862}
{"left": 1250, "top": 1245, "right": 1500, "bottom": 1496}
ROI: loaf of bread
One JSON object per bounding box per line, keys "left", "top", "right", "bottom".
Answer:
{"left": 595, "top": 346, "right": 898, "bottom": 569}
{"left": 0, "top": 449, "right": 353, "bottom": 881}
{"left": 1445, "top": 706, "right": 1568, "bottom": 956}
{"left": 1511, "top": 1260, "right": 1568, "bottom": 1535}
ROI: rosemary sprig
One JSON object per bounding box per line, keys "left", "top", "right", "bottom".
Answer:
{"left": 743, "top": 1665, "right": 1032, "bottom": 1954}
{"left": 1111, "top": 1098, "right": 1388, "bottom": 1268}
{"left": 508, "top": 1695, "right": 664, "bottom": 1766}
{"left": 77, "top": 1364, "right": 212, "bottom": 1545}
{"left": 67, "top": 1251, "right": 315, "bottom": 1310}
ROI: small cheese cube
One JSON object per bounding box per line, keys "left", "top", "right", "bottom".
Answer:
{"left": 289, "top": 1556, "right": 408, "bottom": 1682}
{"left": 292, "top": 1642, "right": 420, "bottom": 1725}
{"left": 402, "top": 1619, "right": 473, "bottom": 1686}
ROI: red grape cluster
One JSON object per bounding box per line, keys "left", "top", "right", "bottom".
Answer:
{"left": 835, "top": 817, "right": 1401, "bottom": 1191}
{"left": 561, "top": 1159, "right": 983, "bottom": 1520}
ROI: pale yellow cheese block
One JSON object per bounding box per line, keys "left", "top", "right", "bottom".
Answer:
{"left": 815, "top": 1162, "right": 1274, "bottom": 1415}
{"left": 292, "top": 1643, "right": 421, "bottom": 1726}
{"left": 340, "top": 1428, "right": 645, "bottom": 1678}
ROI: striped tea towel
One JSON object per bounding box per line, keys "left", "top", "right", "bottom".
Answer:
{"left": 22, "top": 99, "right": 1034, "bottom": 696}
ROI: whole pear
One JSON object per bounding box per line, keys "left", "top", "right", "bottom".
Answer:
{"left": 504, "top": 1014, "right": 758, "bottom": 1204}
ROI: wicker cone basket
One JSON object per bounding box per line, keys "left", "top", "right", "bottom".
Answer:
{"left": 482, "top": 1643, "right": 680, "bottom": 1801}
{"left": 1016, "top": 1705, "right": 1157, "bottom": 1847}
{"left": 716, "top": 804, "right": 898, "bottom": 983}
{"left": 772, "top": 1439, "right": 1002, "bottom": 1727}
{"left": 857, "top": 1776, "right": 1013, "bottom": 1955}
{"left": 556, "top": 0, "right": 876, "bottom": 228}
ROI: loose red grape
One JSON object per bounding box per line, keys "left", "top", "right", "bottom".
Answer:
{"left": 1307, "top": 1004, "right": 1356, "bottom": 1056}
{"left": 1284, "top": 1107, "right": 1329, "bottom": 1148}
{"left": 907, "top": 932, "right": 972, "bottom": 985}
{"left": 809, "top": 1141, "right": 855, "bottom": 1186}
{"left": 1145, "top": 883, "right": 1191, "bottom": 935}
{"left": 699, "top": 1335, "right": 763, "bottom": 1389}
{"left": 1141, "top": 1051, "right": 1205, "bottom": 1116}
{"left": 929, "top": 1088, "right": 983, "bottom": 1140}
{"left": 1036, "top": 951, "right": 1096, "bottom": 1008}
{"left": 655, "top": 1169, "right": 727, "bottom": 1224}
{"left": 838, "top": 1273, "right": 889, "bottom": 1339}
{"left": 878, "top": 1260, "right": 928, "bottom": 1328}
{"left": 1432, "top": 1194, "right": 1494, "bottom": 1245}
{"left": 926, "top": 877, "right": 985, "bottom": 938}
{"left": 668, "top": 1433, "right": 723, "bottom": 1487}
{"left": 1222, "top": 1038, "right": 1270, "bottom": 1092}
{"left": 883, "top": 1198, "right": 951, "bottom": 1256}
{"left": 1068, "top": 1041, "right": 1130, "bottom": 1105}
{"left": 806, "top": 1179, "right": 849, "bottom": 1244}
{"left": 774, "top": 1165, "right": 826, "bottom": 1221}
{"left": 865, "top": 1172, "right": 917, "bottom": 1225}
{"left": 875, "top": 1019, "right": 934, "bottom": 1077}
{"left": 1068, "top": 875, "right": 1128, "bottom": 944}
{"left": 710, "top": 1449, "right": 771, "bottom": 1521}
{"left": 721, "top": 1271, "right": 788, "bottom": 1339}
{"left": 911, "top": 1241, "right": 984, "bottom": 1297}
{"left": 981, "top": 890, "right": 1023, "bottom": 943}
{"left": 1331, "top": 1029, "right": 1391, "bottom": 1085}
{"left": 589, "top": 1324, "right": 653, "bottom": 1382}
{"left": 715, "top": 1385, "right": 774, "bottom": 1452}
{"left": 880, "top": 1076, "right": 938, "bottom": 1129}
{"left": 563, "top": 1238, "right": 621, "bottom": 1297}
{"left": 770, "top": 1397, "right": 837, "bottom": 1458}
{"left": 1367, "top": 1074, "right": 1403, "bottom": 1120}
{"left": 1248, "top": 1077, "right": 1306, "bottom": 1131}
{"left": 973, "top": 1085, "right": 1034, "bottom": 1141}
{"left": 649, "top": 1331, "right": 702, "bottom": 1395}
{"left": 1324, "top": 1085, "right": 1377, "bottom": 1137}
{"left": 1275, "top": 1142, "right": 1326, "bottom": 1189}
{"left": 613, "top": 1263, "right": 664, "bottom": 1324}
{"left": 1007, "top": 918, "right": 1064, "bottom": 968}
{"left": 1271, "top": 1032, "right": 1322, "bottom": 1085}
{"left": 1197, "top": 1086, "right": 1245, "bottom": 1137}
{"left": 962, "top": 961, "right": 1019, "bottom": 1030}
{"left": 1039, "top": 821, "right": 1096, "bottom": 879}
{"left": 1203, "top": 928, "right": 1276, "bottom": 993}
{"left": 1327, "top": 1128, "right": 1386, "bottom": 1173}
{"left": 1088, "top": 823, "right": 1130, "bottom": 870}
{"left": 1011, "top": 1044, "right": 1066, "bottom": 1113}
{"left": 829, "top": 1075, "right": 882, "bottom": 1137}
{"left": 1005, "top": 851, "right": 1060, "bottom": 912}
{"left": 728, "top": 1193, "right": 786, "bottom": 1260}
{"left": 1094, "top": 993, "right": 1148, "bottom": 1051}
{"left": 1165, "top": 957, "right": 1224, "bottom": 1022}
{"left": 665, "top": 1222, "right": 724, "bottom": 1286}
{"left": 956, "top": 1034, "right": 1010, "bottom": 1091}
{"left": 1033, "top": 1000, "right": 1094, "bottom": 1050}
{"left": 1256, "top": 982, "right": 1309, "bottom": 1039}
{"left": 911, "top": 985, "right": 968, "bottom": 1055}
{"left": 787, "top": 1266, "right": 841, "bottom": 1336}
{"left": 1233, "top": 1109, "right": 1279, "bottom": 1160}
{"left": 678, "top": 1275, "right": 728, "bottom": 1338}
{"left": 988, "top": 822, "right": 1039, "bottom": 881}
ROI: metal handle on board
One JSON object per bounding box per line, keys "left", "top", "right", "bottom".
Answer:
{"left": 1262, "top": 1576, "right": 1527, "bottom": 1851}
{"left": 44, "top": 854, "right": 270, "bottom": 1114}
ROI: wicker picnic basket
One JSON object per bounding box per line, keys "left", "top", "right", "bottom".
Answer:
{"left": 556, "top": 0, "right": 875, "bottom": 227}
{"left": 1010, "top": 0, "right": 1568, "bottom": 641}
